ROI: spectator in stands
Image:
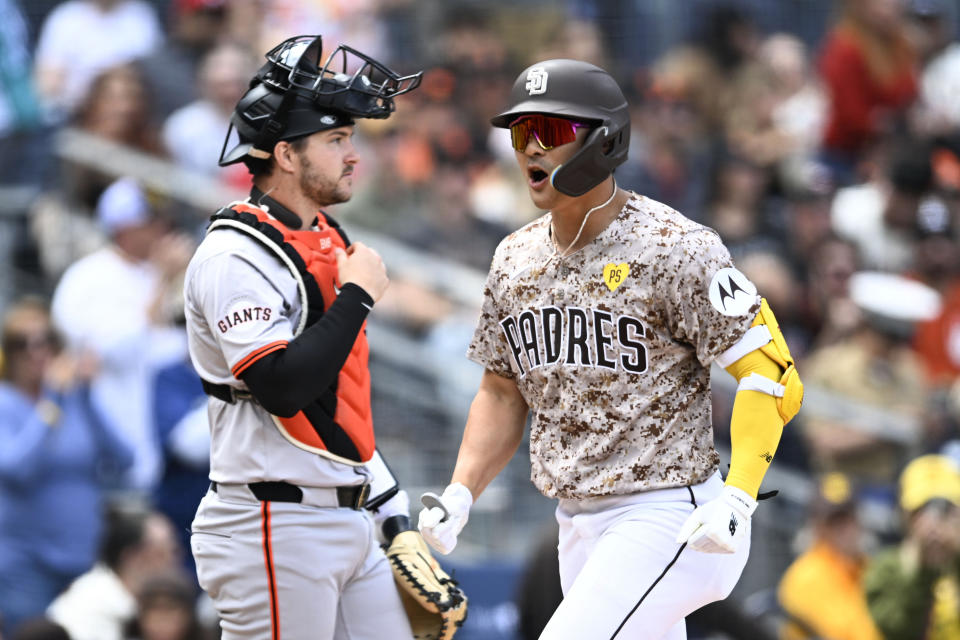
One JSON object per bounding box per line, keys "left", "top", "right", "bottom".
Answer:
{"left": 31, "top": 63, "right": 165, "bottom": 282}
{"left": 804, "top": 234, "right": 861, "bottom": 350}
{"left": 915, "top": 229, "right": 960, "bottom": 379}
{"left": 0, "top": 298, "right": 133, "bottom": 636}
{"left": 864, "top": 454, "right": 960, "bottom": 638}
{"left": 818, "top": 0, "right": 918, "bottom": 183}
{"left": 913, "top": 145, "right": 960, "bottom": 385}
{"left": 0, "top": 0, "right": 46, "bottom": 184}
{"left": 33, "top": 0, "right": 162, "bottom": 121}
{"left": 150, "top": 355, "right": 209, "bottom": 580}
{"left": 141, "top": 0, "right": 232, "bottom": 120}
{"left": 915, "top": 275, "right": 960, "bottom": 385}
{"left": 9, "top": 619, "right": 71, "bottom": 640}
{"left": 820, "top": 0, "right": 917, "bottom": 184}
{"left": 73, "top": 64, "right": 163, "bottom": 156}
{"left": 705, "top": 154, "right": 773, "bottom": 254}
{"left": 51, "top": 178, "right": 193, "bottom": 492}
{"left": 907, "top": 0, "right": 960, "bottom": 136}
{"left": 162, "top": 43, "right": 255, "bottom": 186}
{"left": 646, "top": 3, "right": 760, "bottom": 141}
{"left": 831, "top": 137, "right": 934, "bottom": 272}
{"left": 722, "top": 34, "right": 824, "bottom": 171}
{"left": 617, "top": 74, "right": 713, "bottom": 219}
{"left": 534, "top": 18, "right": 608, "bottom": 72}
{"left": 758, "top": 34, "right": 827, "bottom": 160}
{"left": 123, "top": 572, "right": 207, "bottom": 640}
{"left": 0, "top": 0, "right": 48, "bottom": 310}
{"left": 48, "top": 504, "right": 181, "bottom": 640}
{"left": 802, "top": 272, "right": 940, "bottom": 487}
{"left": 777, "top": 473, "right": 882, "bottom": 640}
{"left": 781, "top": 160, "right": 836, "bottom": 276}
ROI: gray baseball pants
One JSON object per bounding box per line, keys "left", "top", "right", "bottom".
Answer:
{"left": 191, "top": 484, "right": 413, "bottom": 639}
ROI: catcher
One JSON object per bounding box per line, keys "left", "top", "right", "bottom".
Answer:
{"left": 184, "top": 35, "right": 466, "bottom": 639}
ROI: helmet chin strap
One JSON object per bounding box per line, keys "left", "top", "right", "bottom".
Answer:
{"left": 550, "top": 177, "right": 617, "bottom": 260}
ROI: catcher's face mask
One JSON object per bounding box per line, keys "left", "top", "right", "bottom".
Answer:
{"left": 260, "top": 35, "right": 422, "bottom": 120}
{"left": 220, "top": 35, "right": 422, "bottom": 166}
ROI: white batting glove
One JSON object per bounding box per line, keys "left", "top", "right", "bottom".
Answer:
{"left": 676, "top": 485, "right": 756, "bottom": 554}
{"left": 417, "top": 483, "right": 473, "bottom": 555}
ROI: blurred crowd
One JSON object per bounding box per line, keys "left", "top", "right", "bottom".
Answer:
{"left": 1, "top": 0, "right": 960, "bottom": 638}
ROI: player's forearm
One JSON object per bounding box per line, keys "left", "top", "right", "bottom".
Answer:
{"left": 726, "top": 390, "right": 784, "bottom": 498}
{"left": 451, "top": 373, "right": 528, "bottom": 498}
{"left": 240, "top": 283, "right": 373, "bottom": 416}
{"left": 724, "top": 351, "right": 785, "bottom": 498}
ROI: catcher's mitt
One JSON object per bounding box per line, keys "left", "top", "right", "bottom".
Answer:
{"left": 386, "top": 530, "right": 468, "bottom": 640}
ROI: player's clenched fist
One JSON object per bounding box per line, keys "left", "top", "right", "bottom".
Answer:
{"left": 335, "top": 242, "right": 389, "bottom": 302}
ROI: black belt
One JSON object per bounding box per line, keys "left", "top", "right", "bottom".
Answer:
{"left": 210, "top": 481, "right": 370, "bottom": 509}
{"left": 202, "top": 380, "right": 254, "bottom": 404}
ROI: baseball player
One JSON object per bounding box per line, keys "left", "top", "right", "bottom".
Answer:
{"left": 184, "top": 36, "right": 465, "bottom": 640}
{"left": 418, "top": 59, "right": 804, "bottom": 639}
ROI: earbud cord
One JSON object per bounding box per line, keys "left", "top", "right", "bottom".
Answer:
{"left": 550, "top": 178, "right": 617, "bottom": 261}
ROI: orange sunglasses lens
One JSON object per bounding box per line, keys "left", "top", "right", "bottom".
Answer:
{"left": 509, "top": 115, "right": 583, "bottom": 151}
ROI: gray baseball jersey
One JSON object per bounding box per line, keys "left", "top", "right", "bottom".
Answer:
{"left": 467, "top": 194, "right": 759, "bottom": 499}
{"left": 183, "top": 209, "right": 369, "bottom": 488}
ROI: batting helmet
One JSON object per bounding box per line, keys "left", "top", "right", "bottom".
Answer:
{"left": 491, "top": 59, "right": 630, "bottom": 196}
{"left": 219, "top": 35, "right": 422, "bottom": 166}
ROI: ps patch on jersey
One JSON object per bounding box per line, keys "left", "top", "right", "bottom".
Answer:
{"left": 603, "top": 262, "right": 629, "bottom": 292}
{"left": 708, "top": 267, "right": 757, "bottom": 316}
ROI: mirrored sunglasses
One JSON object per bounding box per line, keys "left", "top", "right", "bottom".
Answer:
{"left": 509, "top": 115, "right": 585, "bottom": 152}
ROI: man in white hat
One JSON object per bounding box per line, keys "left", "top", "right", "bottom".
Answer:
{"left": 801, "top": 272, "right": 942, "bottom": 485}
{"left": 51, "top": 177, "right": 194, "bottom": 492}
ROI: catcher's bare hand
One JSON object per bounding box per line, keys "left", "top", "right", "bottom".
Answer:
{"left": 336, "top": 242, "right": 388, "bottom": 302}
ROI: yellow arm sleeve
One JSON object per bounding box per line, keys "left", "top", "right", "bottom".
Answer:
{"left": 723, "top": 348, "right": 785, "bottom": 498}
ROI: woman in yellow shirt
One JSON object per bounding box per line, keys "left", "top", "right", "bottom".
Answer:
{"left": 778, "top": 473, "right": 883, "bottom": 640}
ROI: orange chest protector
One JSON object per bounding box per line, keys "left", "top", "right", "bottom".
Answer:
{"left": 208, "top": 202, "right": 374, "bottom": 465}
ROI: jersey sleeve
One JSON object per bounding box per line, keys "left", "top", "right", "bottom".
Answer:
{"left": 466, "top": 256, "right": 517, "bottom": 379}
{"left": 661, "top": 229, "right": 760, "bottom": 367}
{"left": 188, "top": 251, "right": 295, "bottom": 379}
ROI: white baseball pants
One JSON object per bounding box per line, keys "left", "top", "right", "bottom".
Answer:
{"left": 540, "top": 471, "right": 750, "bottom": 640}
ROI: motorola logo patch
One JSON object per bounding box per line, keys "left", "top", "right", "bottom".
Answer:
{"left": 708, "top": 267, "right": 757, "bottom": 316}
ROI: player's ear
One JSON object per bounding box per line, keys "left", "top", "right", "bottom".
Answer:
{"left": 273, "top": 140, "right": 298, "bottom": 175}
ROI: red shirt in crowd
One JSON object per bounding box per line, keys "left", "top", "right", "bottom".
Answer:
{"left": 819, "top": 24, "right": 917, "bottom": 156}
{"left": 915, "top": 281, "right": 960, "bottom": 383}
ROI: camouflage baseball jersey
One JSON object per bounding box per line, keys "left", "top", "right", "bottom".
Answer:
{"left": 467, "top": 193, "right": 760, "bottom": 499}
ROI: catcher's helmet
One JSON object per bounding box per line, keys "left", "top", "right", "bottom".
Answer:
{"left": 219, "top": 35, "right": 422, "bottom": 166}
{"left": 491, "top": 59, "right": 630, "bottom": 196}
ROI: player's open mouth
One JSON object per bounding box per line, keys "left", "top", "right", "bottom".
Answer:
{"left": 528, "top": 167, "right": 549, "bottom": 188}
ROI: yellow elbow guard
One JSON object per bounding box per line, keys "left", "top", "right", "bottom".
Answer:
{"left": 720, "top": 298, "right": 804, "bottom": 424}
